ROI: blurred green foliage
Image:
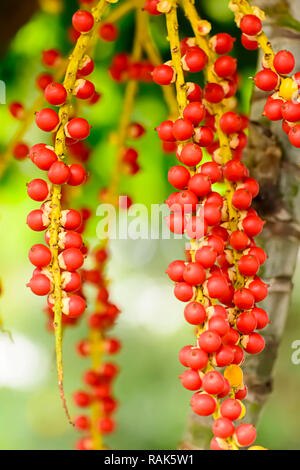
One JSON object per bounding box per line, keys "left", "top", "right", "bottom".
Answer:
{"left": 0, "top": 0, "right": 299, "bottom": 450}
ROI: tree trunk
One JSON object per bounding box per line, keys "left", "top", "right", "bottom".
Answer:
{"left": 182, "top": 0, "right": 300, "bottom": 450}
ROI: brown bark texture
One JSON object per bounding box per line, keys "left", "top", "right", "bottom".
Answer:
{"left": 182, "top": 0, "right": 300, "bottom": 450}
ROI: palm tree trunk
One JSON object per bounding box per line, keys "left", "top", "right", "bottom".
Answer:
{"left": 181, "top": 0, "right": 300, "bottom": 449}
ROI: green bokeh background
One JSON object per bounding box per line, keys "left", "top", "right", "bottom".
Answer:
{"left": 0, "top": 0, "right": 299, "bottom": 450}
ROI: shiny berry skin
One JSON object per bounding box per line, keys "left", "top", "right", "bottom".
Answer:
{"left": 182, "top": 48, "right": 207, "bottom": 72}
{"left": 44, "top": 82, "right": 67, "bottom": 106}
{"left": 48, "top": 161, "right": 70, "bottom": 184}
{"left": 263, "top": 98, "right": 283, "bottom": 121}
{"left": 74, "top": 79, "right": 95, "bottom": 100}
{"left": 13, "top": 142, "right": 29, "bottom": 160}
{"left": 186, "top": 348, "right": 208, "bottom": 370}
{"left": 60, "top": 209, "right": 82, "bottom": 230}
{"left": 35, "top": 108, "right": 59, "bottom": 132}
{"left": 233, "top": 288, "right": 255, "bottom": 310}
{"left": 213, "top": 417, "right": 235, "bottom": 438}
{"left": 99, "top": 23, "right": 118, "bottom": 41}
{"left": 27, "top": 179, "right": 49, "bottom": 201}
{"left": 42, "top": 49, "right": 61, "bottom": 67}
{"left": 31, "top": 145, "right": 57, "bottom": 170}
{"left": 58, "top": 247, "right": 84, "bottom": 271}
{"left": 27, "top": 210, "right": 49, "bottom": 231}
{"left": 242, "top": 215, "right": 264, "bottom": 237}
{"left": 29, "top": 244, "right": 51, "bottom": 267}
{"left": 183, "top": 262, "right": 206, "bottom": 285}
{"left": 214, "top": 56, "right": 237, "bottom": 78}
{"left": 281, "top": 101, "right": 300, "bottom": 122}
{"left": 166, "top": 212, "right": 186, "bottom": 234}
{"left": 168, "top": 165, "right": 190, "bottom": 189}
{"left": 273, "top": 50, "right": 295, "bottom": 75}
{"left": 173, "top": 118, "right": 194, "bottom": 141}
{"left": 144, "top": 0, "right": 162, "bottom": 15}
{"left": 251, "top": 307, "right": 269, "bottom": 329}
{"left": 236, "top": 311, "right": 257, "bottom": 334}
{"left": 242, "top": 177, "right": 259, "bottom": 198}
{"left": 27, "top": 273, "right": 51, "bottom": 296}
{"left": 207, "top": 275, "right": 229, "bottom": 299}
{"left": 74, "top": 415, "right": 90, "bottom": 430}
{"left": 179, "top": 345, "right": 193, "bottom": 367}
{"left": 244, "top": 332, "right": 265, "bottom": 354}
{"left": 184, "top": 302, "right": 206, "bottom": 325}
{"left": 9, "top": 101, "right": 25, "bottom": 119}
{"left": 166, "top": 260, "right": 185, "bottom": 282}
{"left": 249, "top": 278, "right": 267, "bottom": 303}
{"left": 203, "top": 83, "right": 225, "bottom": 103}
{"left": 208, "top": 315, "right": 230, "bottom": 336}
{"left": 178, "top": 143, "right": 202, "bottom": 166}
{"left": 78, "top": 55, "right": 95, "bottom": 76}
{"left": 176, "top": 190, "right": 198, "bottom": 212}
{"left": 240, "top": 14, "right": 262, "bottom": 35}
{"left": 220, "top": 112, "right": 241, "bottom": 134}
{"left": 61, "top": 271, "right": 82, "bottom": 292}
{"left": 289, "top": 125, "right": 300, "bottom": 147}
{"left": 202, "top": 370, "right": 224, "bottom": 395}
{"left": 220, "top": 398, "right": 242, "bottom": 421}
{"left": 152, "top": 64, "right": 175, "bottom": 85}
{"left": 188, "top": 174, "right": 211, "bottom": 197}
{"left": 186, "top": 82, "right": 202, "bottom": 102}
{"left": 215, "top": 345, "right": 235, "bottom": 367}
{"left": 68, "top": 164, "right": 86, "bottom": 186}
{"left": 62, "top": 295, "right": 86, "bottom": 317}
{"left": 235, "top": 423, "right": 256, "bottom": 447}
{"left": 174, "top": 282, "right": 194, "bottom": 302}
{"left": 183, "top": 102, "right": 205, "bottom": 125}
{"left": 241, "top": 33, "right": 258, "bottom": 50}
{"left": 223, "top": 160, "right": 247, "bottom": 181}
{"left": 72, "top": 10, "right": 94, "bottom": 33}
{"left": 229, "top": 230, "right": 249, "bottom": 251}
{"left": 238, "top": 254, "right": 260, "bottom": 276}
{"left": 191, "top": 392, "right": 216, "bottom": 416}
{"left": 195, "top": 246, "right": 217, "bottom": 268}
{"left": 232, "top": 188, "right": 252, "bottom": 210}
{"left": 194, "top": 126, "right": 214, "bottom": 147}
{"left": 156, "top": 120, "right": 175, "bottom": 141}
{"left": 65, "top": 118, "right": 91, "bottom": 140}
{"left": 180, "top": 369, "right": 202, "bottom": 390}
{"left": 203, "top": 203, "right": 222, "bottom": 226}
{"left": 210, "top": 33, "right": 235, "bottom": 54}
{"left": 254, "top": 70, "right": 279, "bottom": 91}
{"left": 198, "top": 330, "right": 221, "bottom": 353}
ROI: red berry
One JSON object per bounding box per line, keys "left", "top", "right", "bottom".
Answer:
{"left": 29, "top": 244, "right": 51, "bottom": 267}
{"left": 183, "top": 102, "right": 205, "bottom": 125}
{"left": 242, "top": 177, "right": 259, "bottom": 197}
{"left": 191, "top": 393, "right": 216, "bottom": 416}
{"left": 251, "top": 307, "right": 269, "bottom": 329}
{"left": 65, "top": 118, "right": 91, "bottom": 140}
{"left": 244, "top": 332, "right": 265, "bottom": 354}
{"left": 179, "top": 345, "right": 193, "bottom": 367}
{"left": 195, "top": 246, "right": 217, "bottom": 268}
{"left": 185, "top": 215, "right": 207, "bottom": 239}
{"left": 9, "top": 102, "right": 25, "bottom": 119}
{"left": 168, "top": 165, "right": 190, "bottom": 189}
{"left": 152, "top": 64, "right": 175, "bottom": 85}
{"left": 203, "top": 83, "right": 225, "bottom": 103}
{"left": 233, "top": 288, "right": 255, "bottom": 310}
{"left": 274, "top": 50, "right": 295, "bottom": 74}
{"left": 58, "top": 247, "right": 84, "bottom": 271}
{"left": 44, "top": 82, "right": 67, "bottom": 106}
{"left": 213, "top": 417, "right": 235, "bottom": 438}
{"left": 180, "top": 369, "right": 202, "bottom": 390}
{"left": 289, "top": 125, "right": 300, "bottom": 147}
{"left": 74, "top": 415, "right": 90, "bottom": 430}
{"left": 239, "top": 254, "right": 260, "bottom": 277}
{"left": 215, "top": 345, "right": 235, "bottom": 367}
{"left": 183, "top": 262, "right": 206, "bottom": 286}
{"left": 72, "top": 10, "right": 94, "bottom": 33}
{"left": 31, "top": 145, "right": 57, "bottom": 170}
{"left": 42, "top": 49, "right": 61, "bottom": 67}
{"left": 68, "top": 164, "right": 86, "bottom": 186}
{"left": 220, "top": 112, "right": 241, "bottom": 134}
{"left": 194, "top": 126, "right": 214, "bottom": 147}
{"left": 186, "top": 82, "right": 202, "bottom": 102}
{"left": 241, "top": 33, "right": 258, "bottom": 50}
{"left": 78, "top": 55, "right": 95, "bottom": 76}
{"left": 232, "top": 188, "right": 252, "bottom": 210}
{"left": 208, "top": 315, "right": 230, "bottom": 336}
{"left": 188, "top": 174, "right": 211, "bottom": 197}
{"left": 214, "top": 56, "right": 237, "bottom": 78}
{"left": 182, "top": 48, "right": 207, "bottom": 72}
{"left": 201, "top": 162, "right": 222, "bottom": 183}
{"left": 184, "top": 302, "right": 206, "bottom": 325}
{"left": 156, "top": 120, "right": 175, "bottom": 141}
{"left": 236, "top": 311, "right": 257, "bottom": 334}
{"left": 229, "top": 230, "right": 249, "bottom": 251}
{"left": 235, "top": 385, "right": 247, "bottom": 400}
{"left": 254, "top": 69, "right": 279, "bottom": 91}
{"left": 235, "top": 423, "right": 256, "bottom": 447}
{"left": 27, "top": 179, "right": 49, "bottom": 201}
{"left": 263, "top": 98, "right": 283, "bottom": 121}
{"left": 186, "top": 348, "right": 208, "bottom": 370}
{"left": 198, "top": 330, "right": 221, "bottom": 353}
{"left": 222, "top": 328, "right": 240, "bottom": 346}
{"left": 202, "top": 370, "right": 224, "bottom": 395}
{"left": 35, "top": 108, "right": 59, "bottom": 132}
{"left": 207, "top": 275, "right": 229, "bottom": 299}
{"left": 62, "top": 295, "right": 86, "bottom": 317}
{"left": 27, "top": 273, "right": 51, "bottom": 296}
{"left": 166, "top": 260, "right": 185, "bottom": 282}
{"left": 74, "top": 79, "right": 95, "bottom": 100}
{"left": 27, "top": 209, "right": 49, "bottom": 231}
{"left": 48, "top": 161, "right": 70, "bottom": 184}
{"left": 210, "top": 33, "right": 235, "bottom": 55}
{"left": 220, "top": 398, "right": 242, "bottom": 421}
{"left": 166, "top": 212, "right": 186, "bottom": 234}
{"left": 203, "top": 203, "right": 222, "bottom": 226}
{"left": 223, "top": 160, "right": 247, "bottom": 181}
{"left": 98, "top": 417, "right": 115, "bottom": 434}
{"left": 58, "top": 230, "right": 83, "bottom": 249}
{"left": 60, "top": 209, "right": 82, "bottom": 230}
{"left": 178, "top": 143, "right": 203, "bottom": 166}
{"left": 173, "top": 118, "right": 194, "bottom": 141}
{"left": 13, "top": 142, "right": 29, "bottom": 160}
{"left": 98, "top": 23, "right": 118, "bottom": 41}
{"left": 174, "top": 282, "right": 194, "bottom": 302}
{"left": 281, "top": 101, "right": 300, "bottom": 122}
{"left": 144, "top": 0, "right": 162, "bottom": 15}
{"left": 242, "top": 215, "right": 264, "bottom": 237}
{"left": 240, "top": 14, "right": 262, "bottom": 35}
{"left": 61, "top": 271, "right": 82, "bottom": 292}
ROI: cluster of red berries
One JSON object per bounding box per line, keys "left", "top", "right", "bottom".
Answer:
{"left": 159, "top": 22, "right": 269, "bottom": 448}
{"left": 235, "top": 12, "right": 300, "bottom": 147}
{"left": 109, "top": 52, "right": 154, "bottom": 83}
{"left": 74, "top": 247, "right": 121, "bottom": 450}
{"left": 121, "top": 123, "right": 145, "bottom": 176}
